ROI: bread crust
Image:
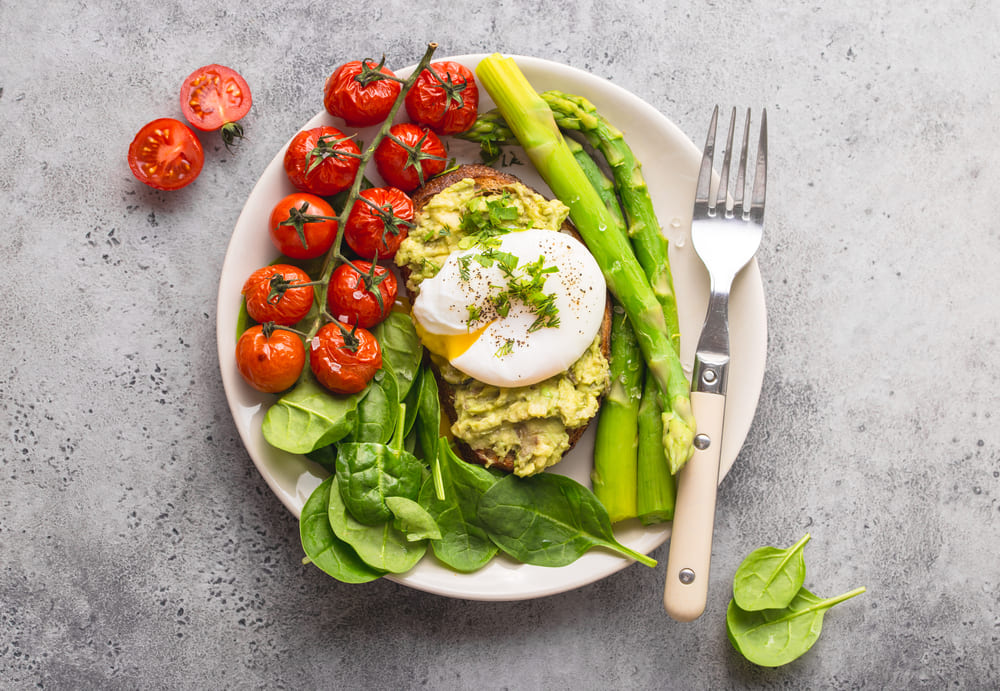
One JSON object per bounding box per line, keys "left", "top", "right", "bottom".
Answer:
{"left": 406, "top": 164, "right": 612, "bottom": 473}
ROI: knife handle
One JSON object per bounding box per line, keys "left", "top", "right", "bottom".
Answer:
{"left": 663, "top": 390, "right": 726, "bottom": 622}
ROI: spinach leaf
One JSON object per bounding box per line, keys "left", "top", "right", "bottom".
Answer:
{"left": 372, "top": 311, "right": 422, "bottom": 402}
{"left": 327, "top": 476, "right": 427, "bottom": 573}
{"left": 415, "top": 365, "right": 445, "bottom": 500}
{"left": 401, "top": 366, "right": 423, "bottom": 438}
{"left": 386, "top": 496, "right": 441, "bottom": 542}
{"left": 351, "top": 358, "right": 399, "bottom": 444}
{"left": 477, "top": 473, "right": 657, "bottom": 568}
{"left": 733, "top": 533, "right": 811, "bottom": 611}
{"left": 418, "top": 439, "right": 500, "bottom": 572}
{"left": 726, "top": 585, "right": 867, "bottom": 667}
{"left": 299, "top": 477, "right": 384, "bottom": 583}
{"left": 335, "top": 441, "right": 424, "bottom": 525}
{"left": 305, "top": 444, "right": 337, "bottom": 474}
{"left": 262, "top": 374, "right": 365, "bottom": 454}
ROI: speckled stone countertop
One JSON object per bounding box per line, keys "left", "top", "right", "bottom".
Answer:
{"left": 2, "top": 1, "right": 998, "bottom": 688}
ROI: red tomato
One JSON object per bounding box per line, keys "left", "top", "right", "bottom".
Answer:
{"left": 327, "top": 261, "right": 397, "bottom": 329}
{"left": 242, "top": 264, "right": 315, "bottom": 326}
{"left": 344, "top": 187, "right": 414, "bottom": 259}
{"left": 373, "top": 123, "right": 447, "bottom": 192}
{"left": 309, "top": 321, "right": 382, "bottom": 394}
{"left": 127, "top": 118, "right": 204, "bottom": 191}
{"left": 284, "top": 126, "right": 361, "bottom": 196}
{"left": 324, "top": 59, "right": 402, "bottom": 127}
{"left": 180, "top": 64, "right": 252, "bottom": 149}
{"left": 236, "top": 324, "right": 305, "bottom": 393}
{"left": 404, "top": 61, "right": 479, "bottom": 135}
{"left": 268, "top": 193, "right": 339, "bottom": 259}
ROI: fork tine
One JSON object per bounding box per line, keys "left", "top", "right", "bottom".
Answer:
{"left": 717, "top": 107, "right": 736, "bottom": 214}
{"left": 733, "top": 108, "right": 751, "bottom": 218}
{"left": 695, "top": 105, "right": 718, "bottom": 209}
{"left": 750, "top": 108, "right": 767, "bottom": 221}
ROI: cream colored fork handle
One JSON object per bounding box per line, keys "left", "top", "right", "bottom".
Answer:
{"left": 663, "top": 390, "right": 726, "bottom": 622}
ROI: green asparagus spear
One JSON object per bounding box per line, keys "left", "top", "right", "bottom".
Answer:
{"left": 592, "top": 305, "right": 642, "bottom": 522}
{"left": 564, "top": 136, "right": 625, "bottom": 227}
{"left": 636, "top": 369, "right": 676, "bottom": 523}
{"left": 475, "top": 54, "right": 694, "bottom": 472}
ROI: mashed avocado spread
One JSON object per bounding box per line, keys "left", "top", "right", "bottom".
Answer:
{"left": 395, "top": 178, "right": 610, "bottom": 476}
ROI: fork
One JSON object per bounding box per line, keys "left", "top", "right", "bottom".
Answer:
{"left": 663, "top": 106, "right": 767, "bottom": 622}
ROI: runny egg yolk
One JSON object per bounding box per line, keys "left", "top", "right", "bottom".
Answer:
{"left": 413, "top": 318, "right": 493, "bottom": 361}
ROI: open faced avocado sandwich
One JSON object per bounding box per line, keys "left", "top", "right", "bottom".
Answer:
{"left": 394, "top": 164, "right": 612, "bottom": 477}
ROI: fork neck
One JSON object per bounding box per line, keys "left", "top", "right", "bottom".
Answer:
{"left": 692, "top": 275, "right": 735, "bottom": 395}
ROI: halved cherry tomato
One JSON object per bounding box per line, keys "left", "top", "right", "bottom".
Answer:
{"left": 269, "top": 193, "right": 339, "bottom": 259}
{"left": 344, "top": 187, "right": 413, "bottom": 259}
{"left": 242, "top": 264, "right": 315, "bottom": 326}
{"left": 324, "top": 59, "right": 401, "bottom": 127}
{"left": 309, "top": 321, "right": 382, "bottom": 394}
{"left": 127, "top": 118, "right": 204, "bottom": 191}
{"left": 327, "top": 261, "right": 397, "bottom": 329}
{"left": 180, "top": 64, "right": 252, "bottom": 149}
{"left": 405, "top": 61, "right": 479, "bottom": 135}
{"left": 284, "top": 126, "right": 361, "bottom": 196}
{"left": 373, "top": 123, "right": 447, "bottom": 192}
{"left": 236, "top": 324, "right": 305, "bottom": 393}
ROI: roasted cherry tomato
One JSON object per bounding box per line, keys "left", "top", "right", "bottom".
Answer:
{"left": 327, "top": 261, "right": 397, "bottom": 329}
{"left": 242, "top": 264, "right": 315, "bottom": 326}
{"left": 344, "top": 187, "right": 414, "bottom": 259}
{"left": 180, "top": 64, "right": 252, "bottom": 149}
{"left": 309, "top": 321, "right": 382, "bottom": 394}
{"left": 236, "top": 324, "right": 305, "bottom": 393}
{"left": 373, "top": 123, "right": 447, "bottom": 192}
{"left": 127, "top": 118, "right": 204, "bottom": 191}
{"left": 324, "top": 59, "right": 401, "bottom": 127}
{"left": 284, "top": 126, "right": 361, "bottom": 196}
{"left": 404, "top": 61, "right": 479, "bottom": 135}
{"left": 268, "top": 193, "right": 339, "bottom": 260}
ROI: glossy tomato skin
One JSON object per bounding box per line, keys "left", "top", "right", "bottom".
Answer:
{"left": 405, "top": 61, "right": 479, "bottom": 135}
{"left": 268, "top": 192, "right": 338, "bottom": 259}
{"left": 309, "top": 322, "right": 382, "bottom": 394}
{"left": 344, "top": 187, "right": 414, "bottom": 259}
{"left": 324, "top": 60, "right": 401, "bottom": 127}
{"left": 180, "top": 64, "right": 252, "bottom": 132}
{"left": 242, "top": 264, "right": 315, "bottom": 326}
{"left": 128, "top": 118, "right": 204, "bottom": 191}
{"left": 284, "top": 126, "right": 361, "bottom": 196}
{"left": 236, "top": 325, "right": 305, "bottom": 393}
{"left": 327, "top": 261, "right": 397, "bottom": 329}
{"left": 373, "top": 123, "right": 447, "bottom": 192}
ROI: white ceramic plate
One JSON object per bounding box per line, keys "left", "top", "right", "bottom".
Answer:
{"left": 216, "top": 54, "right": 767, "bottom": 601}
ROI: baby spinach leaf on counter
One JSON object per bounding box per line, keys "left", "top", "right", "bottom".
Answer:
{"left": 726, "top": 585, "right": 867, "bottom": 667}
{"left": 477, "top": 473, "right": 657, "bottom": 568}
{"left": 733, "top": 533, "right": 811, "bottom": 611}
{"left": 372, "top": 311, "right": 422, "bottom": 401}
{"left": 262, "top": 374, "right": 365, "bottom": 454}
{"left": 386, "top": 496, "right": 441, "bottom": 542}
{"left": 299, "top": 477, "right": 384, "bottom": 583}
{"left": 351, "top": 358, "right": 399, "bottom": 444}
{"left": 335, "top": 441, "right": 424, "bottom": 525}
{"left": 415, "top": 365, "right": 445, "bottom": 500}
{"left": 327, "top": 476, "right": 427, "bottom": 573}
{"left": 418, "top": 438, "right": 500, "bottom": 572}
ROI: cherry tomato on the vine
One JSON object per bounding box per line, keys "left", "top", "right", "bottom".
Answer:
{"left": 344, "top": 187, "right": 413, "bottom": 259}
{"left": 242, "top": 264, "right": 315, "bottom": 326}
{"left": 327, "top": 261, "right": 397, "bottom": 329}
{"left": 405, "top": 61, "right": 479, "bottom": 135}
{"left": 127, "top": 118, "right": 204, "bottom": 191}
{"left": 309, "top": 321, "right": 382, "bottom": 394}
{"left": 284, "top": 126, "right": 361, "bottom": 196}
{"left": 236, "top": 324, "right": 305, "bottom": 393}
{"left": 180, "top": 64, "right": 252, "bottom": 150}
{"left": 268, "top": 192, "right": 339, "bottom": 259}
{"left": 324, "top": 59, "right": 401, "bottom": 128}
{"left": 373, "top": 123, "right": 447, "bottom": 192}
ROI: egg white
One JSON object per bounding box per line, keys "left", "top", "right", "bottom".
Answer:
{"left": 411, "top": 228, "right": 606, "bottom": 387}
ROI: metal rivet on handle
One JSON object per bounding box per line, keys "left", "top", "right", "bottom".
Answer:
{"left": 679, "top": 568, "right": 696, "bottom": 584}
{"left": 694, "top": 434, "right": 711, "bottom": 450}
{"left": 702, "top": 369, "right": 717, "bottom": 385}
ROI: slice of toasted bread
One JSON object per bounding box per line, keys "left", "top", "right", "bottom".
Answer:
{"left": 405, "top": 164, "right": 612, "bottom": 474}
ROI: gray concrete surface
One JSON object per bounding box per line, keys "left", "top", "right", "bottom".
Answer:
{"left": 2, "top": 0, "right": 998, "bottom": 688}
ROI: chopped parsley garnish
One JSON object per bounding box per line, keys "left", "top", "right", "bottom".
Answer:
{"left": 495, "top": 338, "right": 515, "bottom": 358}
{"left": 458, "top": 248, "right": 561, "bottom": 331}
